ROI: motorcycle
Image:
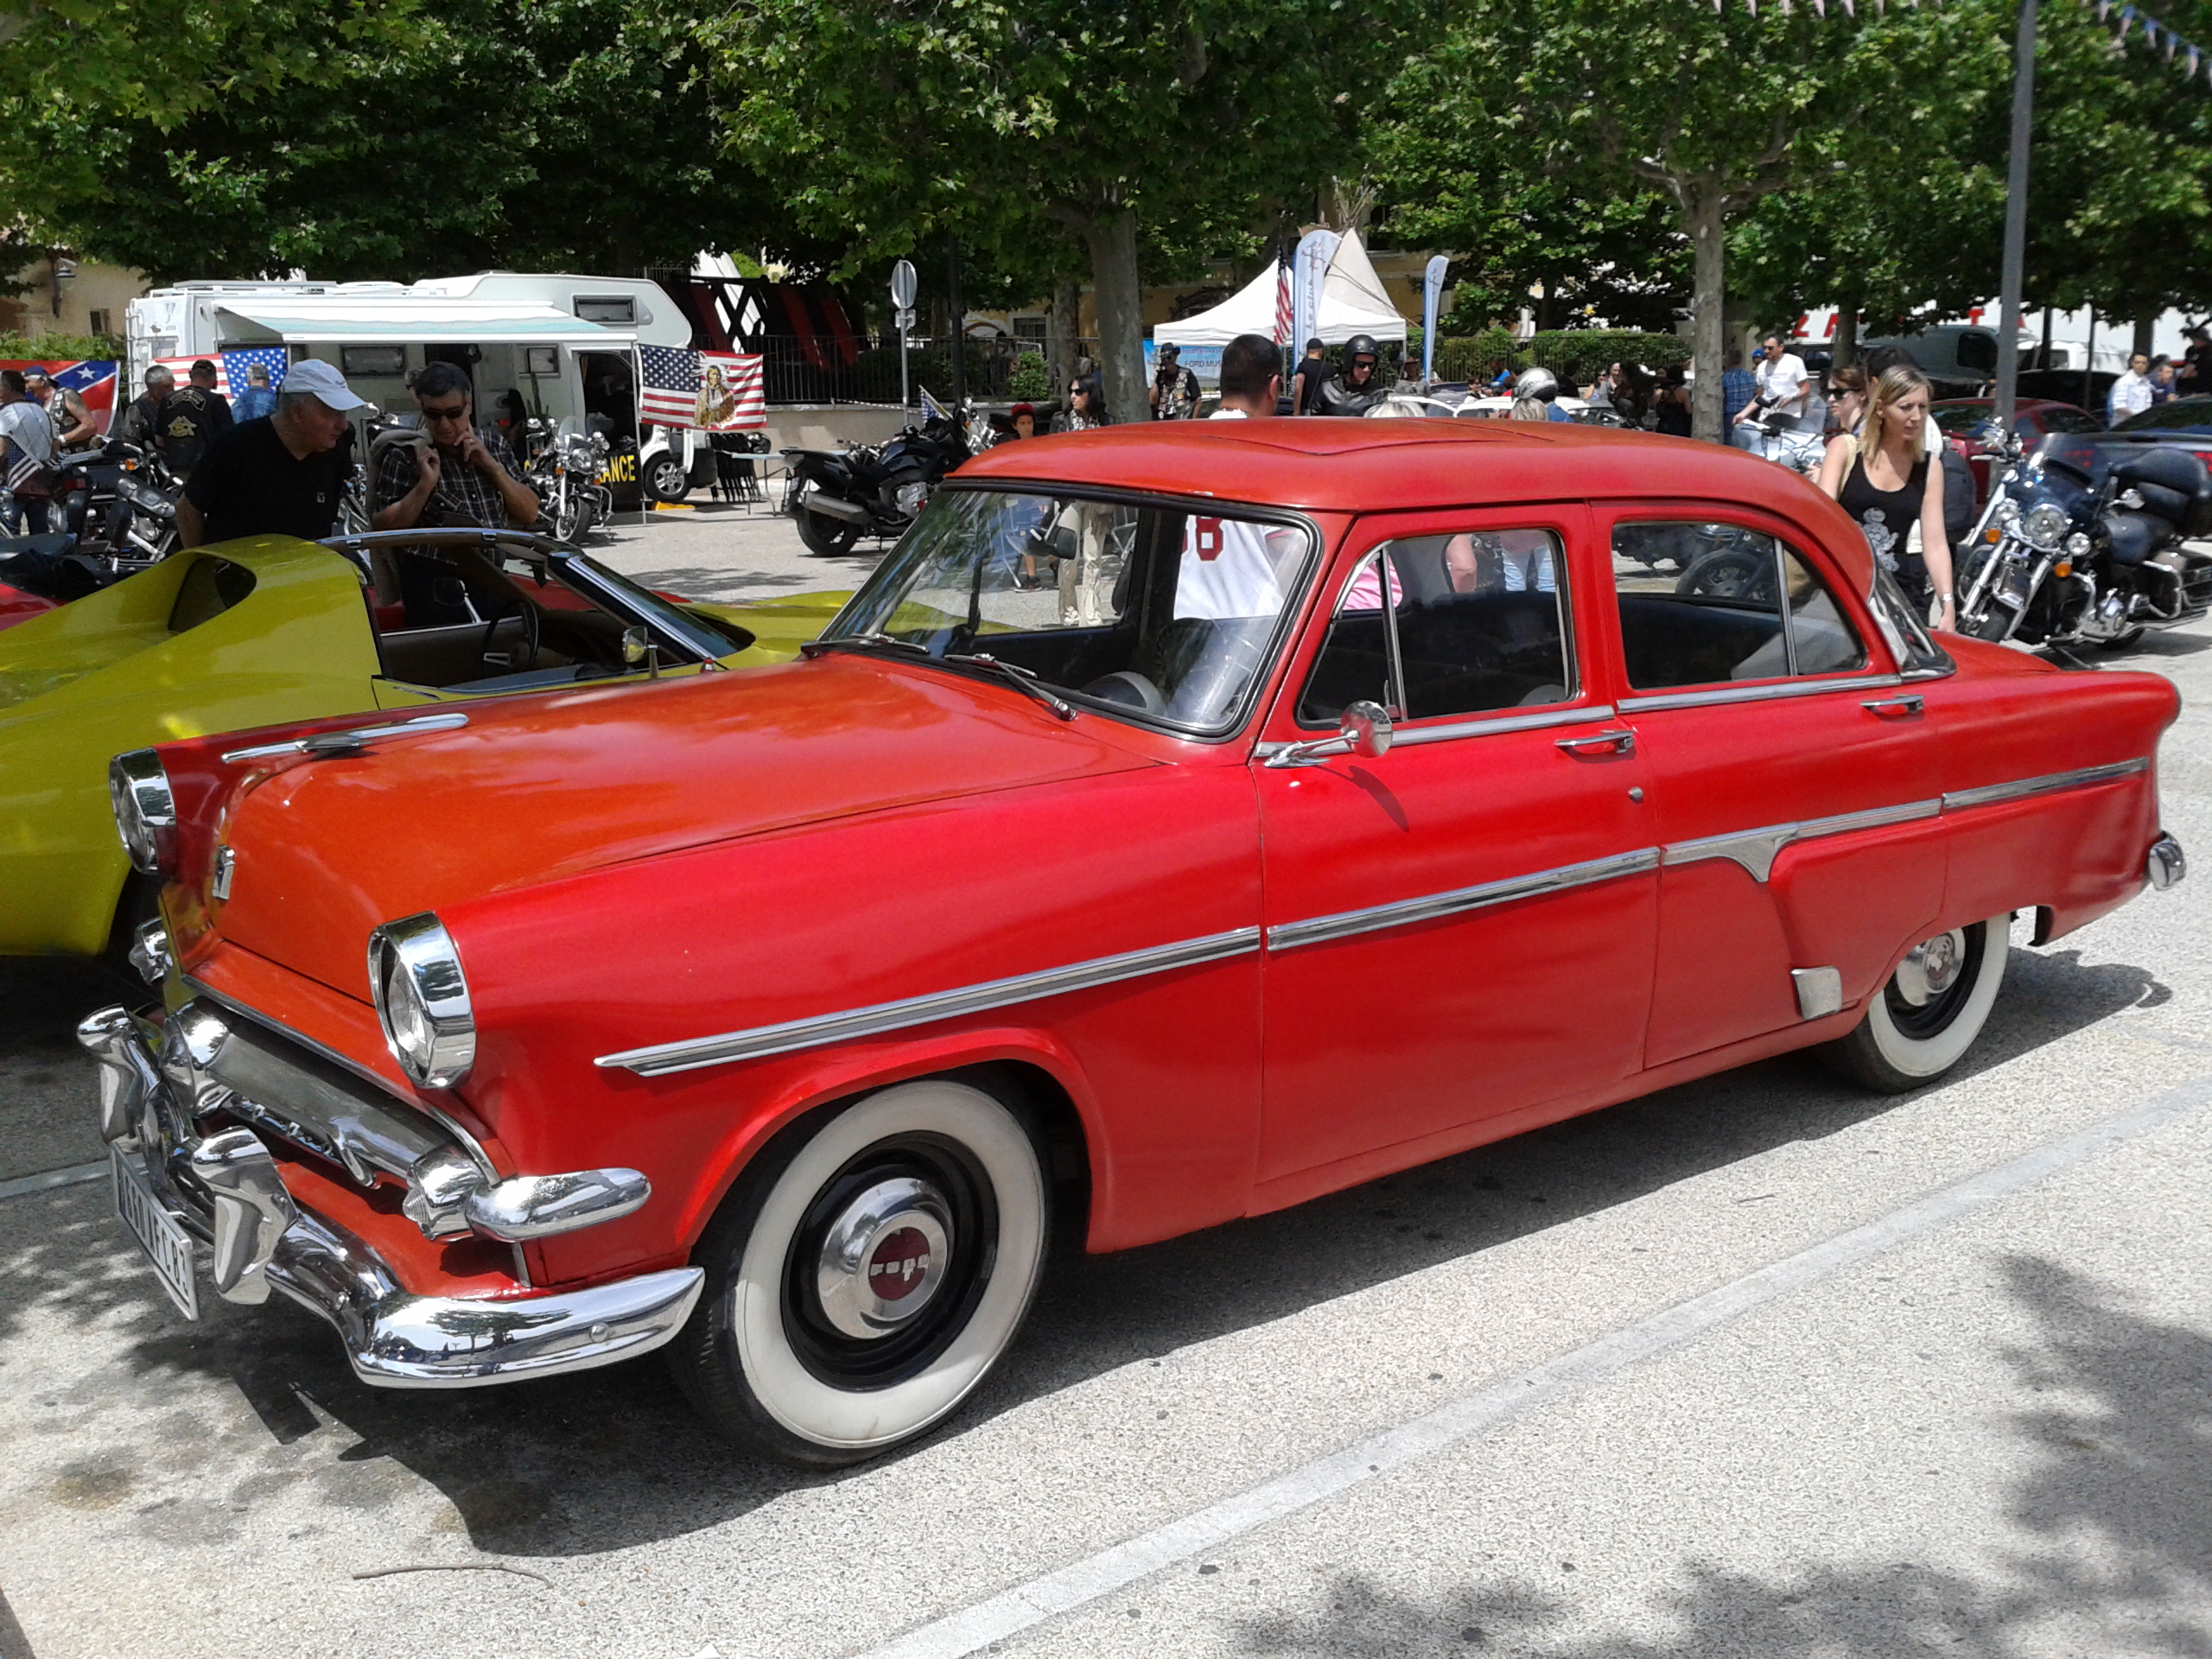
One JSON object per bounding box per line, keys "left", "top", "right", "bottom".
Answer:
{"left": 0, "top": 441, "right": 181, "bottom": 598}
{"left": 781, "top": 404, "right": 975, "bottom": 557}
{"left": 522, "top": 417, "right": 613, "bottom": 543}
{"left": 1955, "top": 425, "right": 2212, "bottom": 652}
{"left": 1738, "top": 408, "right": 1826, "bottom": 479}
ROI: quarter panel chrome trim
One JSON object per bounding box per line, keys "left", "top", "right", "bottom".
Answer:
{"left": 1394, "top": 703, "right": 1616, "bottom": 747}
{"left": 595, "top": 926, "right": 1264, "bottom": 1077}
{"left": 1942, "top": 758, "right": 2149, "bottom": 813}
{"left": 1662, "top": 798, "right": 1942, "bottom": 882}
{"left": 1266, "top": 848, "right": 1660, "bottom": 954}
{"left": 1618, "top": 673, "right": 1901, "bottom": 715}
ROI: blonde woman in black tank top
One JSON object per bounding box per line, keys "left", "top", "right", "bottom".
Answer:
{"left": 1815, "top": 362, "right": 1955, "bottom": 631}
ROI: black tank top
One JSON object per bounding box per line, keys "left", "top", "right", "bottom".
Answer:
{"left": 1838, "top": 448, "right": 1927, "bottom": 571}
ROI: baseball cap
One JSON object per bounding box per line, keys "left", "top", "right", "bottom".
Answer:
{"left": 282, "top": 357, "right": 367, "bottom": 411}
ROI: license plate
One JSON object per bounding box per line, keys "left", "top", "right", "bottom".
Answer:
{"left": 112, "top": 1144, "right": 198, "bottom": 1320}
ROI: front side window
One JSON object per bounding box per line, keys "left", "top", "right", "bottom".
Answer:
{"left": 1612, "top": 521, "right": 1869, "bottom": 690}
{"left": 1299, "top": 528, "right": 1573, "bottom": 725}
{"left": 824, "top": 489, "right": 1315, "bottom": 734}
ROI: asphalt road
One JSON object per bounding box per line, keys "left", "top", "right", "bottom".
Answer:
{"left": 2, "top": 610, "right": 2207, "bottom": 1659}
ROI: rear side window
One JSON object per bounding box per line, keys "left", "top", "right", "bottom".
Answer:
{"left": 167, "top": 558, "right": 256, "bottom": 632}
{"left": 1611, "top": 522, "right": 1866, "bottom": 690}
{"left": 1299, "top": 529, "right": 1573, "bottom": 725}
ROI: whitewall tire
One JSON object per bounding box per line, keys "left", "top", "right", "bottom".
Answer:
{"left": 671, "top": 1077, "right": 1049, "bottom": 1465}
{"left": 1821, "top": 914, "right": 2011, "bottom": 1093}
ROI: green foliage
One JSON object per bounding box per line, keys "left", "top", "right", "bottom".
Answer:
{"left": 1428, "top": 328, "right": 1686, "bottom": 387}
{"left": 1008, "top": 351, "right": 1053, "bottom": 402}
{"left": 0, "top": 333, "right": 124, "bottom": 361}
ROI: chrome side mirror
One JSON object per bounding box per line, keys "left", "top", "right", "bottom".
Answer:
{"left": 622, "top": 625, "right": 659, "bottom": 678}
{"left": 1340, "top": 699, "right": 1393, "bottom": 759}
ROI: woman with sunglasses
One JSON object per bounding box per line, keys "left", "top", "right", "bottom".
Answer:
{"left": 1051, "top": 373, "right": 1112, "bottom": 433}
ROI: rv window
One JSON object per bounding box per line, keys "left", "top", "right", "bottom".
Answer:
{"left": 341, "top": 346, "right": 407, "bottom": 377}
{"left": 574, "top": 296, "right": 637, "bottom": 325}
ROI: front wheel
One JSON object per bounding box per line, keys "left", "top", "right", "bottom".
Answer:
{"left": 670, "top": 1077, "right": 1050, "bottom": 1466}
{"left": 645, "top": 452, "right": 691, "bottom": 504}
{"left": 1966, "top": 604, "right": 2015, "bottom": 643}
{"left": 1819, "top": 915, "right": 2010, "bottom": 1093}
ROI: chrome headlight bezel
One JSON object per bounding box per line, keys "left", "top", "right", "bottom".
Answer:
{"left": 1991, "top": 497, "right": 2023, "bottom": 528}
{"left": 367, "top": 912, "right": 476, "bottom": 1089}
{"left": 2022, "top": 501, "right": 2071, "bottom": 551}
{"left": 109, "top": 749, "right": 177, "bottom": 875}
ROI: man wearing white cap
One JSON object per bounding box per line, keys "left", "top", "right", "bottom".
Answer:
{"left": 178, "top": 358, "right": 365, "bottom": 548}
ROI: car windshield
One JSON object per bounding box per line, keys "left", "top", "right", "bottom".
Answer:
{"left": 1929, "top": 404, "right": 1991, "bottom": 434}
{"left": 822, "top": 488, "right": 1316, "bottom": 734}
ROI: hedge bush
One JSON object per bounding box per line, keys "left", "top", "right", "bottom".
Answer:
{"left": 0, "top": 332, "right": 124, "bottom": 361}
{"left": 1427, "top": 328, "right": 1689, "bottom": 390}
{"left": 1008, "top": 350, "right": 1052, "bottom": 402}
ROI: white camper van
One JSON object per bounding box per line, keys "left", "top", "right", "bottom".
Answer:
{"left": 123, "top": 270, "right": 715, "bottom": 507}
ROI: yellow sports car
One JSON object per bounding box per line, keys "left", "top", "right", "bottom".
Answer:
{"left": 0, "top": 526, "right": 846, "bottom": 960}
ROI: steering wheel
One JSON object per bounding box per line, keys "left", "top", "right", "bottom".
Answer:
{"left": 480, "top": 598, "right": 541, "bottom": 671}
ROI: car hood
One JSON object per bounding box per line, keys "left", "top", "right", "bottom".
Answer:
{"left": 206, "top": 653, "right": 1160, "bottom": 1001}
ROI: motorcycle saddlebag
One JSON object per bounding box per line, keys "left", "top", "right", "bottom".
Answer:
{"left": 2109, "top": 447, "right": 2212, "bottom": 535}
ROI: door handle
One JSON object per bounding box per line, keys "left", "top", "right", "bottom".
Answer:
{"left": 1555, "top": 728, "right": 1637, "bottom": 755}
{"left": 1860, "top": 694, "right": 1925, "bottom": 720}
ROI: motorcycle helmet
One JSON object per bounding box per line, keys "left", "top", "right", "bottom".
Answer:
{"left": 1343, "top": 334, "right": 1381, "bottom": 377}
{"left": 1514, "top": 366, "right": 1560, "bottom": 403}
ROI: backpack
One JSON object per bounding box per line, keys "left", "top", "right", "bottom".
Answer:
{"left": 1938, "top": 442, "right": 1976, "bottom": 547}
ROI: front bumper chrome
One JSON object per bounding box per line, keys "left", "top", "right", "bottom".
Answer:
{"left": 79, "top": 1004, "right": 703, "bottom": 1389}
{"left": 2147, "top": 834, "right": 2186, "bottom": 892}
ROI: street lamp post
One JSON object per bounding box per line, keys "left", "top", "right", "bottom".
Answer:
{"left": 1994, "top": 0, "right": 2037, "bottom": 427}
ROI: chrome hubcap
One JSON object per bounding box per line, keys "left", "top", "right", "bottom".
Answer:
{"left": 1893, "top": 929, "right": 1967, "bottom": 1007}
{"left": 814, "top": 1177, "right": 952, "bottom": 1340}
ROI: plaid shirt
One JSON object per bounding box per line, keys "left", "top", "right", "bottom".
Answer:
{"left": 1722, "top": 366, "right": 1758, "bottom": 424}
{"left": 372, "top": 428, "right": 528, "bottom": 528}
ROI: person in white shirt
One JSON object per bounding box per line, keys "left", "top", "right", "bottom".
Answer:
{"left": 1177, "top": 333, "right": 1304, "bottom": 621}
{"left": 2109, "top": 353, "right": 2154, "bottom": 423}
{"left": 0, "top": 369, "right": 60, "bottom": 534}
{"left": 1733, "top": 334, "right": 1810, "bottom": 454}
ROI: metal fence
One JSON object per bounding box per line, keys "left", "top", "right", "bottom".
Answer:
{"left": 756, "top": 332, "right": 1100, "bottom": 408}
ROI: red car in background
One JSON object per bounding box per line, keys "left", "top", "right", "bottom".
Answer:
{"left": 1932, "top": 398, "right": 2105, "bottom": 503}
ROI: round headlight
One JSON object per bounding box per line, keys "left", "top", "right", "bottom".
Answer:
{"left": 2064, "top": 531, "right": 2093, "bottom": 557}
{"left": 1992, "top": 497, "right": 2023, "bottom": 527}
{"left": 108, "top": 749, "right": 177, "bottom": 875}
{"left": 368, "top": 912, "right": 476, "bottom": 1088}
{"left": 2021, "top": 501, "right": 2070, "bottom": 550}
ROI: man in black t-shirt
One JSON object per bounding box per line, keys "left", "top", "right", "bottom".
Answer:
{"left": 178, "top": 359, "right": 364, "bottom": 548}
{"left": 1292, "top": 338, "right": 1329, "bottom": 414}
{"left": 157, "top": 359, "right": 236, "bottom": 480}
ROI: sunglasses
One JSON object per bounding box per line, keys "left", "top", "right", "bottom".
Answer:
{"left": 419, "top": 403, "right": 468, "bottom": 421}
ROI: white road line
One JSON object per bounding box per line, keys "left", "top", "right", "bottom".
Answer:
{"left": 0, "top": 1160, "right": 106, "bottom": 1203}
{"left": 855, "top": 1072, "right": 2212, "bottom": 1659}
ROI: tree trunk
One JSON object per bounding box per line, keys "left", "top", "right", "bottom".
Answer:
{"left": 2133, "top": 315, "right": 2157, "bottom": 360}
{"left": 1834, "top": 282, "right": 1860, "bottom": 368}
{"left": 1075, "top": 207, "right": 1146, "bottom": 427}
{"left": 1048, "top": 281, "right": 1081, "bottom": 398}
{"left": 1683, "top": 181, "right": 1726, "bottom": 443}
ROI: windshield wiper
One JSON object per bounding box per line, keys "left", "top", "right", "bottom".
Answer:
{"left": 800, "top": 632, "right": 933, "bottom": 659}
{"left": 943, "top": 652, "right": 1077, "bottom": 721}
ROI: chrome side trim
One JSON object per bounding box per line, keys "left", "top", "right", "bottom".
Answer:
{"left": 1393, "top": 703, "right": 1616, "bottom": 747}
{"left": 222, "top": 712, "right": 468, "bottom": 765}
{"left": 1618, "top": 673, "right": 1901, "bottom": 715}
{"left": 1266, "top": 848, "right": 1660, "bottom": 954}
{"left": 595, "top": 926, "right": 1265, "bottom": 1077}
{"left": 1942, "top": 758, "right": 2150, "bottom": 813}
{"left": 1663, "top": 798, "right": 1942, "bottom": 882}
{"left": 1792, "top": 966, "right": 1844, "bottom": 1020}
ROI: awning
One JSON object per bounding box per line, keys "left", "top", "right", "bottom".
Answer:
{"left": 210, "top": 296, "right": 634, "bottom": 346}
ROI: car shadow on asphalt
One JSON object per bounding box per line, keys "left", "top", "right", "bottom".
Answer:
{"left": 0, "top": 938, "right": 2175, "bottom": 1560}
{"left": 1221, "top": 1253, "right": 2210, "bottom": 1657}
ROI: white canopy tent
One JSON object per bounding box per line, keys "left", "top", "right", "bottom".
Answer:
{"left": 1154, "top": 230, "right": 1408, "bottom": 351}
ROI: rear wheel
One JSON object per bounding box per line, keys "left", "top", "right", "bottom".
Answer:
{"left": 794, "top": 499, "right": 863, "bottom": 556}
{"left": 670, "top": 1077, "right": 1050, "bottom": 1466}
{"left": 1820, "top": 915, "right": 2010, "bottom": 1092}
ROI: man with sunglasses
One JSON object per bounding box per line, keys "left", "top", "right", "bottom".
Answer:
{"left": 371, "top": 360, "right": 538, "bottom": 533}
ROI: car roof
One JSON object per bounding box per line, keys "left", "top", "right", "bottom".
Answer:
{"left": 957, "top": 419, "right": 1875, "bottom": 598}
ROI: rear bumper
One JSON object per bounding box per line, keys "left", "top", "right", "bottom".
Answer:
{"left": 79, "top": 1004, "right": 702, "bottom": 1389}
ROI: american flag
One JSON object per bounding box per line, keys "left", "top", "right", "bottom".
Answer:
{"left": 154, "top": 353, "right": 229, "bottom": 397}
{"left": 642, "top": 345, "right": 766, "bottom": 429}
{"left": 639, "top": 344, "right": 701, "bottom": 427}
{"left": 222, "top": 347, "right": 293, "bottom": 399}
{"left": 1274, "top": 257, "right": 1294, "bottom": 347}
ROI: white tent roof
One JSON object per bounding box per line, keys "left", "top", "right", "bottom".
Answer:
{"left": 1154, "top": 229, "right": 1408, "bottom": 350}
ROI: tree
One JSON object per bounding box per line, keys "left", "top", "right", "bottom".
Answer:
{"left": 702, "top": 0, "right": 1412, "bottom": 423}
{"left": 0, "top": 0, "right": 834, "bottom": 284}
{"left": 1395, "top": 0, "right": 1992, "bottom": 437}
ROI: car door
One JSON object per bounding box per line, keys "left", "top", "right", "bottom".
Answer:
{"left": 1604, "top": 506, "right": 1945, "bottom": 1068}
{"left": 1252, "top": 505, "right": 1660, "bottom": 1190}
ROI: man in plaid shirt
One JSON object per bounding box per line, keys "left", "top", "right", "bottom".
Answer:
{"left": 371, "top": 361, "right": 540, "bottom": 532}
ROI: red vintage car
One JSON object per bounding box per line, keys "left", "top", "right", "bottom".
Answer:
{"left": 87, "top": 421, "right": 2185, "bottom": 1465}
